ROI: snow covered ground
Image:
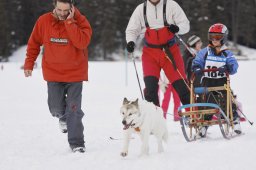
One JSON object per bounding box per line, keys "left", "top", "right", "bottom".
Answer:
{"left": 0, "top": 46, "right": 256, "bottom": 170}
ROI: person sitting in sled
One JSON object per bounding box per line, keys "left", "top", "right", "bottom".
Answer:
{"left": 191, "top": 23, "right": 241, "bottom": 137}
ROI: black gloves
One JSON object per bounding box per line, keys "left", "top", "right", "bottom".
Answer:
{"left": 126, "top": 41, "right": 135, "bottom": 53}
{"left": 192, "top": 65, "right": 202, "bottom": 76}
{"left": 219, "top": 64, "right": 234, "bottom": 74}
{"left": 218, "top": 66, "right": 227, "bottom": 74}
{"left": 168, "top": 24, "right": 179, "bottom": 33}
{"left": 226, "top": 64, "right": 234, "bottom": 73}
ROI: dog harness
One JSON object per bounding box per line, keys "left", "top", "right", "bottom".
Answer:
{"left": 134, "top": 127, "right": 140, "bottom": 132}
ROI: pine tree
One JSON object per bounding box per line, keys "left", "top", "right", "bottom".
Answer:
{"left": 0, "top": 0, "right": 256, "bottom": 60}
{"left": 0, "top": 0, "right": 11, "bottom": 60}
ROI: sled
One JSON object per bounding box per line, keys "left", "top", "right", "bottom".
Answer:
{"left": 178, "top": 69, "right": 239, "bottom": 142}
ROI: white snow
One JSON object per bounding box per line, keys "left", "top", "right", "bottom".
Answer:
{"left": 0, "top": 46, "right": 256, "bottom": 170}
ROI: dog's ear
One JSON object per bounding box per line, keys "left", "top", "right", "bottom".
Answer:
{"left": 132, "top": 98, "right": 139, "bottom": 107}
{"left": 123, "top": 97, "right": 129, "bottom": 105}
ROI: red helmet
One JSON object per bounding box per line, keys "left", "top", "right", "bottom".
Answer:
{"left": 208, "top": 23, "right": 228, "bottom": 45}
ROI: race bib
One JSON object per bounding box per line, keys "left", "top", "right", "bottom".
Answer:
{"left": 204, "top": 55, "right": 226, "bottom": 79}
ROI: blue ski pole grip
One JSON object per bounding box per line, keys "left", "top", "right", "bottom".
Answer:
{"left": 194, "top": 87, "right": 208, "bottom": 94}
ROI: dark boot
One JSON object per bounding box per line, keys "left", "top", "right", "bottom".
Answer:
{"left": 144, "top": 76, "right": 159, "bottom": 106}
{"left": 172, "top": 79, "right": 190, "bottom": 105}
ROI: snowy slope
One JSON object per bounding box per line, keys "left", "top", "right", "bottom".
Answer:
{"left": 0, "top": 48, "right": 256, "bottom": 170}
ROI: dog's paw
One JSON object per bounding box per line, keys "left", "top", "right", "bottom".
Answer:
{"left": 120, "top": 152, "right": 128, "bottom": 157}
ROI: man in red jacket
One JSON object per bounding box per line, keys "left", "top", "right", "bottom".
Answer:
{"left": 23, "top": 0, "right": 92, "bottom": 153}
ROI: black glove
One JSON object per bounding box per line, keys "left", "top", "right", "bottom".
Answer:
{"left": 226, "top": 64, "right": 234, "bottom": 73}
{"left": 126, "top": 41, "right": 135, "bottom": 53}
{"left": 168, "top": 24, "right": 179, "bottom": 33}
{"left": 218, "top": 66, "right": 227, "bottom": 74}
{"left": 192, "top": 65, "right": 202, "bottom": 76}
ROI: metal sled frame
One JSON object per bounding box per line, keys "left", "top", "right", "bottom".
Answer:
{"left": 178, "top": 69, "right": 235, "bottom": 142}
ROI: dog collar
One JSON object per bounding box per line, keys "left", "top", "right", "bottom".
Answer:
{"left": 134, "top": 127, "right": 140, "bottom": 132}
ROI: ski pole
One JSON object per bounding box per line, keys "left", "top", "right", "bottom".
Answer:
{"left": 229, "top": 93, "right": 254, "bottom": 125}
{"left": 237, "top": 107, "right": 253, "bottom": 125}
{"left": 233, "top": 100, "right": 254, "bottom": 125}
{"left": 175, "top": 34, "right": 196, "bottom": 57}
{"left": 131, "top": 53, "right": 144, "bottom": 100}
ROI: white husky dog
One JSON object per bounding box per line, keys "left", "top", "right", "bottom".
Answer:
{"left": 120, "top": 98, "right": 168, "bottom": 157}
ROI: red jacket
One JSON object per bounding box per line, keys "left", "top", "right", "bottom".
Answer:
{"left": 24, "top": 8, "right": 92, "bottom": 82}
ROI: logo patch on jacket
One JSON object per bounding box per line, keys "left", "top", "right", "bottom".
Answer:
{"left": 50, "top": 38, "right": 68, "bottom": 44}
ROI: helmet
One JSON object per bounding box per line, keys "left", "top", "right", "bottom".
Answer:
{"left": 208, "top": 23, "right": 228, "bottom": 45}
{"left": 187, "top": 35, "right": 201, "bottom": 47}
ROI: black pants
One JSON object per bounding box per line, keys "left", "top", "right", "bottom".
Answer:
{"left": 144, "top": 76, "right": 160, "bottom": 106}
{"left": 144, "top": 76, "right": 190, "bottom": 106}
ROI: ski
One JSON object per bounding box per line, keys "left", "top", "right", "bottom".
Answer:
{"left": 109, "top": 136, "right": 134, "bottom": 140}
{"left": 109, "top": 137, "right": 120, "bottom": 140}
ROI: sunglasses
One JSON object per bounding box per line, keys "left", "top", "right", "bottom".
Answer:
{"left": 208, "top": 33, "right": 224, "bottom": 41}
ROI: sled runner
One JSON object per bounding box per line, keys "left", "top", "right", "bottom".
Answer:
{"left": 178, "top": 69, "right": 242, "bottom": 142}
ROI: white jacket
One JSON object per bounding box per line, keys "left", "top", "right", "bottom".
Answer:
{"left": 126, "top": 0, "right": 190, "bottom": 43}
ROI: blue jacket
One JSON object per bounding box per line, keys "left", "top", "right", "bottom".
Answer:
{"left": 192, "top": 46, "right": 238, "bottom": 77}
